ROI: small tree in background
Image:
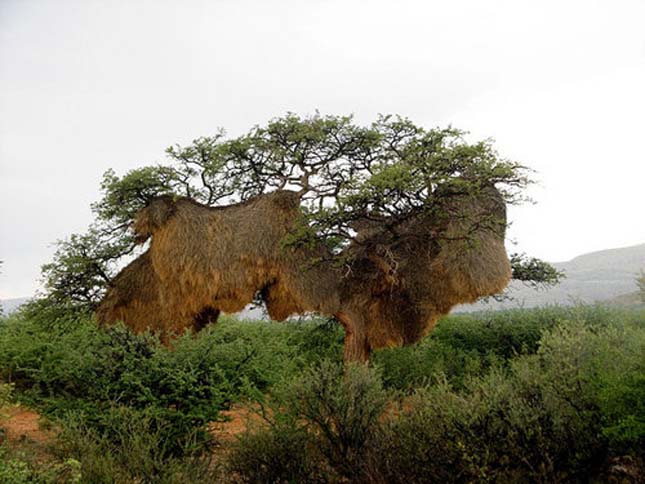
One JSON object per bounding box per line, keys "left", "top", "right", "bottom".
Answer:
{"left": 0, "top": 260, "right": 3, "bottom": 316}
{"left": 637, "top": 269, "right": 645, "bottom": 303}
{"left": 36, "top": 114, "right": 562, "bottom": 316}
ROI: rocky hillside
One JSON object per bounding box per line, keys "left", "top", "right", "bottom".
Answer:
{"left": 459, "top": 243, "right": 645, "bottom": 311}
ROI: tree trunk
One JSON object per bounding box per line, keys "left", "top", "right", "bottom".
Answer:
{"left": 336, "top": 311, "right": 371, "bottom": 363}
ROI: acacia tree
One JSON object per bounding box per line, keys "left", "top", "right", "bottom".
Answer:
{"left": 38, "top": 114, "right": 561, "bottom": 316}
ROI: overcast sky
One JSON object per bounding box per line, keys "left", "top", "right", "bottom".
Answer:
{"left": 1, "top": 0, "right": 644, "bottom": 299}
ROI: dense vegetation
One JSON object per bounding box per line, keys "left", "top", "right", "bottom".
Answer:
{"left": 1, "top": 305, "right": 644, "bottom": 482}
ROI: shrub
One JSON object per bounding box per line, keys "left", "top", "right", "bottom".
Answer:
{"left": 0, "top": 453, "right": 33, "bottom": 484}
{"left": 372, "top": 320, "right": 645, "bottom": 482}
{"left": 229, "top": 361, "right": 388, "bottom": 482}
{"left": 0, "top": 316, "right": 228, "bottom": 456}
{"left": 0, "top": 312, "right": 345, "bottom": 469}
{"left": 373, "top": 305, "right": 645, "bottom": 392}
{"left": 373, "top": 338, "right": 497, "bottom": 391}
{"left": 0, "top": 382, "right": 13, "bottom": 409}
{"left": 227, "top": 419, "right": 317, "bottom": 483}
{"left": 288, "top": 361, "right": 387, "bottom": 478}
{"left": 2, "top": 304, "right": 643, "bottom": 482}
{"left": 536, "top": 321, "right": 645, "bottom": 455}
{"left": 55, "top": 410, "right": 219, "bottom": 483}
{"left": 369, "top": 382, "right": 473, "bottom": 483}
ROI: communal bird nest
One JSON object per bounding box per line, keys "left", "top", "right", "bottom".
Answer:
{"left": 97, "top": 185, "right": 511, "bottom": 361}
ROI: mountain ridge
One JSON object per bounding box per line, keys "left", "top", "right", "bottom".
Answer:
{"left": 459, "top": 242, "right": 645, "bottom": 311}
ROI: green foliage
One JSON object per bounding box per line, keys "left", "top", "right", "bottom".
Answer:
{"left": 0, "top": 454, "right": 32, "bottom": 484}
{"left": 0, "top": 450, "right": 81, "bottom": 484}
{"left": 286, "top": 361, "right": 388, "bottom": 478}
{"left": 637, "top": 269, "right": 645, "bottom": 303}
{"left": 227, "top": 420, "right": 316, "bottom": 483}
{"left": 0, "top": 315, "right": 227, "bottom": 457}
{"left": 229, "top": 361, "right": 389, "bottom": 482}
{"left": 228, "top": 307, "right": 645, "bottom": 483}
{"left": 38, "top": 113, "right": 558, "bottom": 314}
{"left": 0, "top": 313, "right": 344, "bottom": 460}
{"left": 275, "top": 116, "right": 530, "bottom": 256}
{"left": 0, "top": 383, "right": 12, "bottom": 409}
{"left": 92, "top": 166, "right": 179, "bottom": 227}
{"left": 2, "top": 305, "right": 642, "bottom": 481}
{"left": 374, "top": 305, "right": 631, "bottom": 390}
{"left": 39, "top": 230, "right": 133, "bottom": 312}
{"left": 0, "top": 314, "right": 345, "bottom": 482}
{"left": 430, "top": 304, "right": 627, "bottom": 355}
{"left": 510, "top": 252, "right": 565, "bottom": 288}
{"left": 373, "top": 320, "right": 645, "bottom": 482}
{"left": 374, "top": 337, "right": 493, "bottom": 391}
{"left": 54, "top": 410, "right": 218, "bottom": 483}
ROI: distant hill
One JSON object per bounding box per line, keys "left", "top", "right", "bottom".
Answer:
{"left": 458, "top": 243, "right": 645, "bottom": 312}
{"left": 0, "top": 297, "right": 30, "bottom": 315}
{"left": 604, "top": 291, "right": 644, "bottom": 307}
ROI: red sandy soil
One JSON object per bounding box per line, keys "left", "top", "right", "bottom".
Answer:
{"left": 209, "top": 404, "right": 266, "bottom": 443}
{"left": 1, "top": 404, "right": 55, "bottom": 445}
{"left": 0, "top": 403, "right": 60, "bottom": 468}
{"left": 1, "top": 402, "right": 262, "bottom": 448}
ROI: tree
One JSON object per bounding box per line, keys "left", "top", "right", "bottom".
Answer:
{"left": 637, "top": 270, "right": 645, "bottom": 304}
{"left": 40, "top": 113, "right": 561, "bottom": 317}
{"left": 0, "top": 260, "right": 3, "bottom": 316}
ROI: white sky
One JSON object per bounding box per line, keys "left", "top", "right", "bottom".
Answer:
{"left": 1, "top": 0, "right": 644, "bottom": 299}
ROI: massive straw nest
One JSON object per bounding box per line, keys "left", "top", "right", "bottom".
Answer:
{"left": 97, "top": 190, "right": 339, "bottom": 340}
{"left": 336, "top": 185, "right": 512, "bottom": 360}
{"left": 97, "top": 187, "right": 511, "bottom": 361}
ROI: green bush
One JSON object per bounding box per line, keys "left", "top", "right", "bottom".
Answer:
{"left": 0, "top": 382, "right": 13, "bottom": 409}
{"left": 287, "top": 361, "right": 387, "bottom": 478}
{"left": 2, "top": 304, "right": 643, "bottom": 482}
{"left": 227, "top": 312, "right": 645, "bottom": 483}
{"left": 372, "top": 307, "right": 558, "bottom": 391}
{"left": 374, "top": 304, "right": 645, "bottom": 391}
{"left": 536, "top": 321, "right": 645, "bottom": 454}
{"left": 227, "top": 419, "right": 317, "bottom": 483}
{"left": 179, "top": 316, "right": 343, "bottom": 394}
{"left": 229, "top": 361, "right": 388, "bottom": 482}
{"left": 373, "top": 320, "right": 645, "bottom": 482}
{"left": 0, "top": 452, "right": 81, "bottom": 484}
{"left": 429, "top": 304, "right": 635, "bottom": 357}
{"left": 0, "top": 316, "right": 228, "bottom": 456}
{"left": 0, "top": 454, "right": 33, "bottom": 484}
{"left": 374, "top": 338, "right": 498, "bottom": 391}
{"left": 0, "top": 312, "right": 345, "bottom": 465}
{"left": 55, "top": 410, "right": 219, "bottom": 483}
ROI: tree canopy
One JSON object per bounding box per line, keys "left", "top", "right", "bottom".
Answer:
{"left": 38, "top": 114, "right": 562, "bottom": 314}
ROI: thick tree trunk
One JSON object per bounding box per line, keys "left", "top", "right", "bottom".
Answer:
{"left": 336, "top": 311, "right": 371, "bottom": 363}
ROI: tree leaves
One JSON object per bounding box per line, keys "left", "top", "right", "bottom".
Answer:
{"left": 40, "top": 113, "right": 561, "bottom": 312}
{"left": 509, "top": 253, "right": 565, "bottom": 289}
